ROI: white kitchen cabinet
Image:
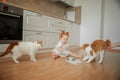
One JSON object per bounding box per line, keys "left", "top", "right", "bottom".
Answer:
{"left": 23, "top": 10, "right": 80, "bottom": 49}
{"left": 68, "top": 23, "right": 80, "bottom": 46}
{"left": 49, "top": 33, "right": 59, "bottom": 48}
{"left": 50, "top": 24, "right": 68, "bottom": 33}
{"left": 23, "top": 11, "right": 51, "bottom": 32}
{"left": 49, "top": 18, "right": 68, "bottom": 32}
{"left": 26, "top": 15, "right": 50, "bottom": 31}
{"left": 60, "top": 0, "right": 74, "bottom": 6}
{"left": 51, "top": 18, "right": 67, "bottom": 26}
{"left": 24, "top": 31, "right": 49, "bottom": 48}
{"left": 72, "top": 23, "right": 80, "bottom": 46}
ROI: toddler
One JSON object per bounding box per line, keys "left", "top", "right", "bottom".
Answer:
{"left": 51, "top": 31, "right": 80, "bottom": 59}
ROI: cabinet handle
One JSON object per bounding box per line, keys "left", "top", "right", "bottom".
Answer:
{"left": 36, "top": 32, "right": 42, "bottom": 34}
{"left": 59, "top": 29, "right": 65, "bottom": 31}
{"left": 58, "top": 22, "right": 62, "bottom": 24}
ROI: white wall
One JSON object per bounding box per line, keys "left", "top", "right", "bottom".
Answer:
{"left": 80, "top": 0, "right": 102, "bottom": 46}
{"left": 103, "top": 0, "right": 120, "bottom": 43}
{"left": 80, "top": 0, "right": 120, "bottom": 48}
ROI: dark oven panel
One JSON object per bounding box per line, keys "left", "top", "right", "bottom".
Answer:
{"left": 0, "top": 2, "right": 23, "bottom": 44}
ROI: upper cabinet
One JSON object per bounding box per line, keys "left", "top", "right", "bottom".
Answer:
{"left": 62, "top": 0, "right": 74, "bottom": 6}
{"left": 0, "top": 0, "right": 81, "bottom": 24}
{"left": 51, "top": 0, "right": 75, "bottom": 7}
{"left": 51, "top": 0, "right": 82, "bottom": 7}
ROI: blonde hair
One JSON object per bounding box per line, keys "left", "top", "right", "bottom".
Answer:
{"left": 59, "top": 30, "right": 69, "bottom": 39}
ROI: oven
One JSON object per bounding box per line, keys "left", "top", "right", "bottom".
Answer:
{"left": 0, "top": 3, "right": 23, "bottom": 44}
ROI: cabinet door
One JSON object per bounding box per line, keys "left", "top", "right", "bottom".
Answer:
{"left": 61, "top": 0, "right": 74, "bottom": 6}
{"left": 50, "top": 24, "right": 68, "bottom": 32}
{"left": 72, "top": 24, "right": 80, "bottom": 46}
{"left": 68, "top": 23, "right": 80, "bottom": 46}
{"left": 49, "top": 33, "right": 59, "bottom": 48}
{"left": 50, "top": 18, "right": 68, "bottom": 32}
{"left": 24, "top": 31, "right": 49, "bottom": 48}
{"left": 24, "top": 10, "right": 50, "bottom": 32}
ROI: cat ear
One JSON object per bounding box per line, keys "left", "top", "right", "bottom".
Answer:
{"left": 34, "top": 41, "right": 37, "bottom": 43}
{"left": 37, "top": 40, "right": 43, "bottom": 46}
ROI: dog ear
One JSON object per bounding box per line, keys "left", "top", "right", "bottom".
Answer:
{"left": 106, "top": 39, "right": 111, "bottom": 47}
{"left": 82, "top": 44, "right": 89, "bottom": 50}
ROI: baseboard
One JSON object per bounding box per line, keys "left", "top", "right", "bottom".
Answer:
{"left": 107, "top": 49, "right": 120, "bottom": 53}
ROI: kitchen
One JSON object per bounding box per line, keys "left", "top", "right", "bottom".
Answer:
{"left": 0, "top": 0, "right": 120, "bottom": 80}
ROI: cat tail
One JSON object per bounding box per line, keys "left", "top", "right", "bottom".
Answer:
{"left": 106, "top": 39, "right": 111, "bottom": 47}
{"left": 0, "top": 42, "right": 18, "bottom": 57}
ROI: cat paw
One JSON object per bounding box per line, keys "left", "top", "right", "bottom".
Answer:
{"left": 86, "top": 61, "right": 90, "bottom": 63}
{"left": 99, "top": 61, "right": 102, "bottom": 63}
{"left": 32, "top": 59, "right": 37, "bottom": 62}
{"left": 83, "top": 58, "right": 87, "bottom": 61}
{"left": 15, "top": 61, "right": 20, "bottom": 64}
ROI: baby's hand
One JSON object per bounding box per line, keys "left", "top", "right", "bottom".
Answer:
{"left": 51, "top": 52, "right": 58, "bottom": 59}
{"left": 59, "top": 49, "right": 63, "bottom": 52}
{"left": 58, "top": 47, "right": 63, "bottom": 52}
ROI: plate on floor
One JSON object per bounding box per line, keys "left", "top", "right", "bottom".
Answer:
{"left": 66, "top": 57, "right": 81, "bottom": 65}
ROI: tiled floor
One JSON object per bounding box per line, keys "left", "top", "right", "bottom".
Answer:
{"left": 0, "top": 50, "right": 120, "bottom": 80}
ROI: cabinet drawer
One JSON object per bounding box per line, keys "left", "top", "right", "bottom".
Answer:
{"left": 23, "top": 30, "right": 50, "bottom": 48}
{"left": 49, "top": 33, "right": 59, "bottom": 48}
{"left": 50, "top": 24, "right": 68, "bottom": 32}
{"left": 25, "top": 15, "right": 50, "bottom": 31}
{"left": 51, "top": 18, "right": 67, "bottom": 27}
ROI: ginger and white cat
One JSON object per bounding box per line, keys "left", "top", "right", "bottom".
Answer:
{"left": 82, "top": 39, "right": 111, "bottom": 63}
{"left": 0, "top": 40, "right": 42, "bottom": 63}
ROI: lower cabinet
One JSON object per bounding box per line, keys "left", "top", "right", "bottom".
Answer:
{"left": 68, "top": 23, "right": 80, "bottom": 47}
{"left": 24, "top": 31, "right": 60, "bottom": 48}
{"left": 24, "top": 32, "right": 48, "bottom": 48}
{"left": 49, "top": 33, "right": 59, "bottom": 48}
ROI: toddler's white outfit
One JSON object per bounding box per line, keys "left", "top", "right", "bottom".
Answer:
{"left": 53, "top": 41, "right": 71, "bottom": 57}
